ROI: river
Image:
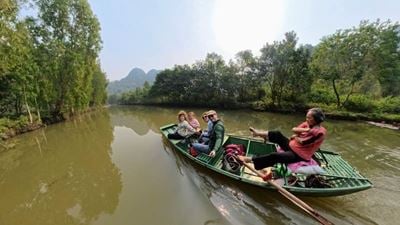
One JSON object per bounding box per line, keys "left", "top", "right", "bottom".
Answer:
{"left": 0, "top": 105, "right": 399, "bottom": 225}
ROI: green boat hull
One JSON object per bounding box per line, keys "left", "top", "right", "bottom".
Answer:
{"left": 160, "top": 124, "right": 373, "bottom": 197}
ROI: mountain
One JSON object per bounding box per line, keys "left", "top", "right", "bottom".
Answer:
{"left": 107, "top": 68, "right": 160, "bottom": 95}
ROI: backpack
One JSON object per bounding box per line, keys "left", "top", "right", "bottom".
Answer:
{"left": 304, "top": 175, "right": 331, "bottom": 188}
{"left": 224, "top": 144, "right": 245, "bottom": 156}
{"left": 221, "top": 144, "right": 245, "bottom": 175}
{"left": 288, "top": 174, "right": 331, "bottom": 188}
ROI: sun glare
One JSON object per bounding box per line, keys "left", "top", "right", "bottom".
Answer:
{"left": 213, "top": 0, "right": 285, "bottom": 57}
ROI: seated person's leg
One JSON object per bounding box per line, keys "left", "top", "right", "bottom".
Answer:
{"left": 168, "top": 132, "right": 184, "bottom": 139}
{"left": 198, "top": 131, "right": 210, "bottom": 143}
{"left": 268, "top": 131, "right": 291, "bottom": 152}
{"left": 249, "top": 127, "right": 268, "bottom": 141}
{"left": 199, "top": 136, "right": 209, "bottom": 144}
{"left": 252, "top": 151, "right": 301, "bottom": 170}
{"left": 192, "top": 143, "right": 210, "bottom": 154}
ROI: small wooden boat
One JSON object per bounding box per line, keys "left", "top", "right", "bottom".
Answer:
{"left": 160, "top": 124, "right": 373, "bottom": 197}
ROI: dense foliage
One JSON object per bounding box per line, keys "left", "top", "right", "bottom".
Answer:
{"left": 0, "top": 0, "right": 107, "bottom": 124}
{"left": 114, "top": 21, "right": 400, "bottom": 119}
{"left": 311, "top": 20, "right": 400, "bottom": 108}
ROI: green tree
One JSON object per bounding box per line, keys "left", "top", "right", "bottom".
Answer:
{"left": 34, "top": 0, "right": 102, "bottom": 115}
{"left": 0, "top": 0, "right": 107, "bottom": 129}
{"left": 149, "top": 65, "right": 194, "bottom": 103}
{"left": 91, "top": 63, "right": 108, "bottom": 106}
{"left": 0, "top": 1, "right": 39, "bottom": 121}
{"left": 311, "top": 31, "right": 363, "bottom": 108}
{"left": 192, "top": 53, "right": 236, "bottom": 106}
{"left": 311, "top": 20, "right": 400, "bottom": 108}
{"left": 107, "top": 94, "right": 119, "bottom": 105}
{"left": 232, "top": 50, "right": 260, "bottom": 102}
{"left": 258, "top": 32, "right": 312, "bottom": 106}
{"left": 362, "top": 20, "right": 400, "bottom": 97}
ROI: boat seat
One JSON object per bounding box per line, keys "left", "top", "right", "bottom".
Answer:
{"left": 170, "top": 139, "right": 182, "bottom": 145}
{"left": 186, "top": 136, "right": 229, "bottom": 165}
{"left": 197, "top": 148, "right": 224, "bottom": 165}
{"left": 314, "top": 151, "right": 365, "bottom": 179}
{"left": 197, "top": 153, "right": 212, "bottom": 163}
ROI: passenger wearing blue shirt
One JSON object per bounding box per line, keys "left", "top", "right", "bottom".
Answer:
{"left": 199, "top": 111, "right": 213, "bottom": 144}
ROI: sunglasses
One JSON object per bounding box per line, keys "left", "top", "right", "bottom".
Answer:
{"left": 207, "top": 114, "right": 215, "bottom": 119}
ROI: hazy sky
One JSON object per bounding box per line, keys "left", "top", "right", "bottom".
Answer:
{"left": 88, "top": 0, "right": 400, "bottom": 81}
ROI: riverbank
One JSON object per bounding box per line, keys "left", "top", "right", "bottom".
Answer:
{"left": 0, "top": 116, "right": 44, "bottom": 141}
{"left": 0, "top": 107, "right": 107, "bottom": 142}
{"left": 119, "top": 101, "right": 400, "bottom": 128}
{"left": 222, "top": 100, "right": 400, "bottom": 127}
{"left": 2, "top": 102, "right": 398, "bottom": 144}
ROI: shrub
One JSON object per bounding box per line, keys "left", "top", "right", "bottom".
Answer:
{"left": 308, "top": 88, "right": 336, "bottom": 104}
{"left": 0, "top": 118, "right": 12, "bottom": 128}
{"left": 375, "top": 97, "right": 400, "bottom": 114}
{"left": 343, "top": 95, "right": 377, "bottom": 112}
{"left": 14, "top": 116, "right": 30, "bottom": 129}
{"left": 251, "top": 101, "right": 267, "bottom": 111}
{"left": 307, "top": 103, "right": 337, "bottom": 112}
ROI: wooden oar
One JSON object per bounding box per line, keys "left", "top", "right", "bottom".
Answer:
{"left": 240, "top": 160, "right": 334, "bottom": 225}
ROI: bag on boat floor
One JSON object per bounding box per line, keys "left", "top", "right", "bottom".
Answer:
{"left": 221, "top": 144, "right": 245, "bottom": 175}
{"left": 221, "top": 154, "right": 241, "bottom": 175}
{"left": 224, "top": 144, "right": 245, "bottom": 156}
{"left": 305, "top": 174, "right": 331, "bottom": 188}
{"left": 288, "top": 174, "right": 331, "bottom": 188}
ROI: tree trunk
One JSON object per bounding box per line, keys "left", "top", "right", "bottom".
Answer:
{"left": 15, "top": 98, "right": 22, "bottom": 115}
{"left": 266, "top": 77, "right": 275, "bottom": 105}
{"left": 342, "top": 82, "right": 355, "bottom": 107}
{"left": 34, "top": 97, "right": 41, "bottom": 122}
{"left": 23, "top": 87, "right": 33, "bottom": 123}
{"left": 332, "top": 79, "right": 341, "bottom": 108}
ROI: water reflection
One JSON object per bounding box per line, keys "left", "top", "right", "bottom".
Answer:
{"left": 109, "top": 105, "right": 178, "bottom": 135}
{"left": 1, "top": 106, "right": 399, "bottom": 225}
{"left": 161, "top": 137, "right": 185, "bottom": 176}
{"left": 0, "top": 111, "right": 122, "bottom": 225}
{"left": 108, "top": 105, "right": 306, "bottom": 137}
